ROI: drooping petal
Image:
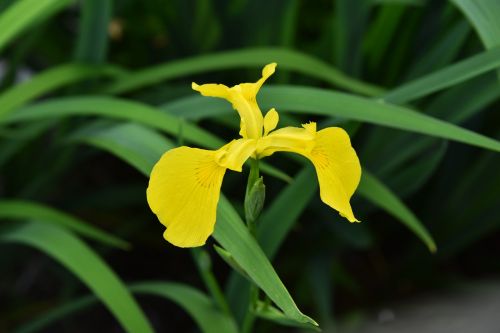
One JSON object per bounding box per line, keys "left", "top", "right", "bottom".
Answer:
{"left": 257, "top": 124, "right": 361, "bottom": 222}
{"left": 147, "top": 147, "right": 226, "bottom": 247}
{"left": 307, "top": 128, "right": 361, "bottom": 222}
{"left": 192, "top": 63, "right": 277, "bottom": 139}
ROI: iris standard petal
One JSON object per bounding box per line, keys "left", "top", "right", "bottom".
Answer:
{"left": 192, "top": 63, "right": 277, "bottom": 139}
{"left": 147, "top": 147, "right": 226, "bottom": 247}
{"left": 263, "top": 108, "right": 279, "bottom": 136}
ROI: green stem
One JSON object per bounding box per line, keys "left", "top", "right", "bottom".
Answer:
{"left": 241, "top": 285, "right": 259, "bottom": 333}
{"left": 245, "top": 158, "right": 260, "bottom": 234}
{"left": 190, "top": 248, "right": 231, "bottom": 316}
{"left": 241, "top": 158, "right": 262, "bottom": 333}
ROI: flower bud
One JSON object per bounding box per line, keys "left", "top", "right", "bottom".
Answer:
{"left": 244, "top": 176, "right": 266, "bottom": 224}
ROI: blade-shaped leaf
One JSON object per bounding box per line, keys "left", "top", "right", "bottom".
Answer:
{"left": 382, "top": 46, "right": 500, "bottom": 103}
{"left": 0, "top": 0, "right": 72, "bottom": 53}
{"left": 1, "top": 222, "right": 154, "bottom": 333}
{"left": 2, "top": 96, "right": 223, "bottom": 147}
{"left": 75, "top": 0, "right": 112, "bottom": 64}
{"left": 258, "top": 86, "right": 500, "bottom": 153}
{"left": 0, "top": 65, "right": 125, "bottom": 119}
{"left": 0, "top": 200, "right": 128, "bottom": 249}
{"left": 68, "top": 121, "right": 175, "bottom": 176}
{"left": 15, "top": 281, "right": 238, "bottom": 333}
{"left": 102, "top": 47, "right": 383, "bottom": 96}
{"left": 213, "top": 197, "right": 318, "bottom": 326}
{"left": 452, "top": 0, "right": 500, "bottom": 50}
{"left": 358, "top": 171, "right": 436, "bottom": 252}
{"left": 160, "top": 86, "right": 500, "bottom": 153}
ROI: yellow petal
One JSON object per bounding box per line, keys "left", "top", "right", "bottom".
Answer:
{"left": 256, "top": 124, "right": 316, "bottom": 158}
{"left": 192, "top": 82, "right": 230, "bottom": 99}
{"left": 257, "top": 124, "right": 360, "bottom": 221}
{"left": 263, "top": 108, "right": 279, "bottom": 136}
{"left": 238, "top": 63, "right": 277, "bottom": 100}
{"left": 191, "top": 63, "right": 277, "bottom": 139}
{"left": 307, "top": 128, "right": 361, "bottom": 222}
{"left": 147, "top": 147, "right": 226, "bottom": 247}
{"left": 215, "top": 138, "right": 256, "bottom": 172}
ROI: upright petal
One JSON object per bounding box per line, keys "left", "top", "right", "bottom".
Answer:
{"left": 192, "top": 63, "right": 277, "bottom": 139}
{"left": 263, "top": 108, "right": 279, "bottom": 136}
{"left": 147, "top": 147, "right": 226, "bottom": 247}
{"left": 257, "top": 125, "right": 361, "bottom": 222}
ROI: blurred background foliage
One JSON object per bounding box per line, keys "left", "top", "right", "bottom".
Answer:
{"left": 1, "top": 0, "right": 500, "bottom": 332}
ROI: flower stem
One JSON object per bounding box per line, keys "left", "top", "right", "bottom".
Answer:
{"left": 241, "top": 158, "right": 263, "bottom": 333}
{"left": 190, "top": 248, "right": 231, "bottom": 316}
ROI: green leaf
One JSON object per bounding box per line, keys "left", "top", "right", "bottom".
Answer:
{"left": 257, "top": 166, "right": 318, "bottom": 258}
{"left": 0, "top": 65, "right": 125, "bottom": 119}
{"left": 213, "top": 197, "right": 318, "bottom": 327}
{"left": 363, "top": 4, "right": 407, "bottom": 70}
{"left": 358, "top": 171, "right": 437, "bottom": 252}
{"left": 1, "top": 222, "right": 154, "bottom": 333}
{"left": 257, "top": 86, "right": 500, "bottom": 153}
{"left": 164, "top": 86, "right": 500, "bottom": 153}
{"left": 0, "top": 0, "right": 72, "bottom": 53}
{"left": 452, "top": 0, "right": 500, "bottom": 50}
{"left": 371, "top": 0, "right": 425, "bottom": 5}
{"left": 15, "top": 281, "right": 239, "bottom": 333}
{"left": 102, "top": 47, "right": 384, "bottom": 96}
{"left": 405, "top": 20, "right": 470, "bottom": 79}
{"left": 75, "top": 0, "right": 112, "bottom": 64}
{"left": 2, "top": 96, "right": 223, "bottom": 148}
{"left": 68, "top": 121, "right": 175, "bottom": 176}
{"left": 4, "top": 97, "right": 292, "bottom": 183}
{"left": 254, "top": 301, "right": 321, "bottom": 331}
{"left": 14, "top": 295, "right": 96, "bottom": 333}
{"left": 131, "top": 282, "right": 238, "bottom": 333}
{"left": 226, "top": 166, "right": 318, "bottom": 323}
{"left": 382, "top": 46, "right": 500, "bottom": 104}
{"left": 0, "top": 200, "right": 128, "bottom": 249}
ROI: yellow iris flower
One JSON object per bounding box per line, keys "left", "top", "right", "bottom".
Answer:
{"left": 147, "top": 63, "right": 361, "bottom": 248}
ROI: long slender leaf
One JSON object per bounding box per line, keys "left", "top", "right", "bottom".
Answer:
{"left": 2, "top": 96, "right": 223, "bottom": 147}
{"left": 0, "top": 0, "right": 72, "bottom": 53}
{"left": 132, "top": 282, "right": 238, "bottom": 333}
{"left": 75, "top": 0, "right": 112, "bottom": 64}
{"left": 257, "top": 166, "right": 318, "bottom": 258}
{"left": 259, "top": 86, "right": 500, "bottom": 152}
{"left": 102, "top": 48, "right": 384, "bottom": 96}
{"left": 0, "top": 200, "right": 128, "bottom": 249}
{"left": 159, "top": 86, "right": 500, "bottom": 153}
{"left": 213, "top": 197, "right": 318, "bottom": 326}
{"left": 382, "top": 46, "right": 500, "bottom": 103}
{"left": 452, "top": 0, "right": 500, "bottom": 50}
{"left": 0, "top": 65, "right": 125, "bottom": 119}
{"left": 3, "top": 97, "right": 291, "bottom": 183}
{"left": 68, "top": 121, "right": 175, "bottom": 176}
{"left": 358, "top": 172, "right": 436, "bottom": 252}
{"left": 1, "top": 222, "right": 154, "bottom": 333}
{"left": 15, "top": 281, "right": 238, "bottom": 333}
